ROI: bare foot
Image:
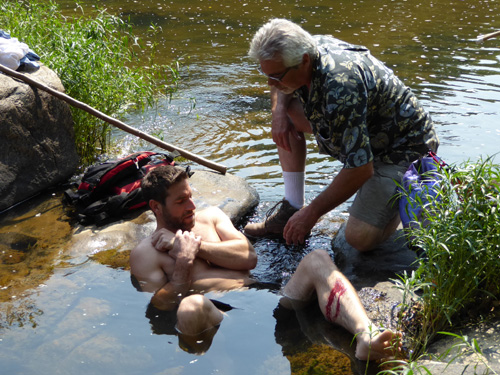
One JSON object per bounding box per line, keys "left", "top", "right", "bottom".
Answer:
{"left": 355, "top": 329, "right": 402, "bottom": 361}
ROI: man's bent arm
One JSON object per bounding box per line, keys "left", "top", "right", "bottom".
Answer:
{"left": 196, "top": 207, "right": 257, "bottom": 270}
{"left": 271, "top": 86, "right": 293, "bottom": 114}
{"left": 198, "top": 238, "right": 256, "bottom": 270}
{"left": 309, "top": 162, "right": 374, "bottom": 218}
{"left": 284, "top": 162, "right": 374, "bottom": 244}
{"left": 271, "top": 87, "right": 301, "bottom": 151}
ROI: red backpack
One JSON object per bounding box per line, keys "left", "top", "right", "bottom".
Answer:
{"left": 64, "top": 151, "right": 177, "bottom": 225}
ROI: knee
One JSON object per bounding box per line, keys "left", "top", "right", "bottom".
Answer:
{"left": 344, "top": 218, "right": 382, "bottom": 252}
{"left": 177, "top": 295, "right": 205, "bottom": 332}
{"left": 177, "top": 295, "right": 223, "bottom": 335}
{"left": 303, "top": 249, "right": 336, "bottom": 269}
{"left": 287, "top": 99, "right": 311, "bottom": 133}
{"left": 309, "top": 249, "right": 331, "bottom": 261}
{"left": 178, "top": 294, "right": 206, "bottom": 314}
{"left": 344, "top": 231, "right": 376, "bottom": 252}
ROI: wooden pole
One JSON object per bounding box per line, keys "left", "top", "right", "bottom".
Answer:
{"left": 0, "top": 64, "right": 227, "bottom": 175}
{"left": 476, "top": 30, "right": 500, "bottom": 43}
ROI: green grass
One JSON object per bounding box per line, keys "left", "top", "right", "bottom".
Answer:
{"left": 0, "top": 0, "right": 180, "bottom": 165}
{"left": 389, "top": 156, "right": 500, "bottom": 373}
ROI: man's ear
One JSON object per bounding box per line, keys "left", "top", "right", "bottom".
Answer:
{"left": 149, "top": 199, "right": 161, "bottom": 216}
{"left": 302, "top": 53, "right": 310, "bottom": 66}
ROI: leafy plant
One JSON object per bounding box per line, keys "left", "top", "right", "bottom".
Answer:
{"left": 0, "top": 0, "right": 180, "bottom": 165}
{"left": 386, "top": 156, "right": 500, "bottom": 373}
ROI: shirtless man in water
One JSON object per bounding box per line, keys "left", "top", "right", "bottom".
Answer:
{"left": 130, "top": 165, "right": 257, "bottom": 338}
{"left": 130, "top": 165, "right": 400, "bottom": 360}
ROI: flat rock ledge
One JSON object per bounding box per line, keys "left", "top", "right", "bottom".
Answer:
{"left": 67, "top": 169, "right": 259, "bottom": 260}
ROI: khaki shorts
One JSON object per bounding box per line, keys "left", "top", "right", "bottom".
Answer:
{"left": 348, "top": 162, "right": 407, "bottom": 229}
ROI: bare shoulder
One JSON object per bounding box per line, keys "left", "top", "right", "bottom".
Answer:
{"left": 130, "top": 235, "right": 154, "bottom": 257}
{"left": 129, "top": 234, "right": 174, "bottom": 292}
{"left": 197, "top": 206, "right": 226, "bottom": 217}
{"left": 193, "top": 206, "right": 241, "bottom": 241}
{"left": 129, "top": 235, "right": 153, "bottom": 270}
{"left": 195, "top": 206, "right": 229, "bottom": 224}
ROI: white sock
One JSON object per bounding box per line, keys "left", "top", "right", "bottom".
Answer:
{"left": 283, "top": 171, "right": 305, "bottom": 209}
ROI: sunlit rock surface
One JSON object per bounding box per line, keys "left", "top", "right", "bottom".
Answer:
{"left": 0, "top": 65, "right": 78, "bottom": 212}
{"left": 67, "top": 169, "right": 259, "bottom": 260}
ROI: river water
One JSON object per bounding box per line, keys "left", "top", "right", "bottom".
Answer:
{"left": 1, "top": 0, "right": 499, "bottom": 374}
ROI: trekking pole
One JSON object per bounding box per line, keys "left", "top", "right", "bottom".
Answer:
{"left": 0, "top": 64, "right": 227, "bottom": 175}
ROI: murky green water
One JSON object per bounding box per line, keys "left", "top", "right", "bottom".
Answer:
{"left": 58, "top": 0, "right": 500, "bottom": 201}
{"left": 1, "top": 0, "right": 500, "bottom": 374}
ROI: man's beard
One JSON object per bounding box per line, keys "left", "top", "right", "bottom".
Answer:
{"left": 161, "top": 208, "right": 195, "bottom": 232}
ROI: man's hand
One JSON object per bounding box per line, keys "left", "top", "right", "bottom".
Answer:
{"left": 282, "top": 163, "right": 375, "bottom": 245}
{"left": 283, "top": 206, "right": 319, "bottom": 245}
{"left": 169, "top": 229, "right": 201, "bottom": 262}
{"left": 150, "top": 230, "right": 200, "bottom": 310}
{"left": 151, "top": 228, "right": 175, "bottom": 252}
{"left": 167, "top": 230, "right": 201, "bottom": 288}
{"left": 271, "top": 115, "right": 304, "bottom": 152}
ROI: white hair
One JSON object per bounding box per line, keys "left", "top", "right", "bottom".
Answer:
{"left": 248, "top": 19, "right": 317, "bottom": 67}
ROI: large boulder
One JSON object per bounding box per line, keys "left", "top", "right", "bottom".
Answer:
{"left": 0, "top": 65, "right": 78, "bottom": 211}
{"left": 67, "top": 169, "right": 259, "bottom": 260}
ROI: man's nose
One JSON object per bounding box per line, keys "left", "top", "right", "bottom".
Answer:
{"left": 187, "top": 198, "right": 196, "bottom": 210}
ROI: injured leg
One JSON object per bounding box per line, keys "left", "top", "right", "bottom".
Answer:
{"left": 281, "top": 249, "right": 402, "bottom": 361}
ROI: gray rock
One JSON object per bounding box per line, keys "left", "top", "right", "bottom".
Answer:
{"left": 68, "top": 169, "right": 259, "bottom": 259}
{"left": 0, "top": 64, "right": 78, "bottom": 212}
{"left": 421, "top": 318, "right": 500, "bottom": 375}
{"left": 413, "top": 360, "right": 492, "bottom": 375}
{"left": 332, "top": 223, "right": 418, "bottom": 291}
{"left": 189, "top": 169, "right": 259, "bottom": 225}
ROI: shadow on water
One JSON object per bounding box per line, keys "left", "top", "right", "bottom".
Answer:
{"left": 2, "top": 0, "right": 500, "bottom": 373}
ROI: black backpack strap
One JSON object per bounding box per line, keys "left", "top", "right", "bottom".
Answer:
{"left": 78, "top": 189, "right": 147, "bottom": 226}
{"left": 63, "top": 188, "right": 81, "bottom": 205}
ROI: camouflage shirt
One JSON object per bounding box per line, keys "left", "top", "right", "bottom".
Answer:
{"left": 295, "top": 35, "right": 439, "bottom": 168}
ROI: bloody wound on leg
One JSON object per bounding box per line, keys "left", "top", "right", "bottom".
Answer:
{"left": 325, "top": 279, "right": 347, "bottom": 322}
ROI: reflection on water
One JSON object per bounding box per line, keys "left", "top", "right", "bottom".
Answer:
{"left": 2, "top": 0, "right": 500, "bottom": 374}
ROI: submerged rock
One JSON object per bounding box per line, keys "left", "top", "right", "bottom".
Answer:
{"left": 0, "top": 194, "right": 73, "bottom": 303}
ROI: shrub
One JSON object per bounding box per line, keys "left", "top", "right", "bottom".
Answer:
{"left": 0, "top": 0, "right": 180, "bottom": 165}
{"left": 397, "top": 156, "right": 500, "bottom": 356}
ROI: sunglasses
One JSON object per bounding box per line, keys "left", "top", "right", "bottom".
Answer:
{"left": 257, "top": 64, "right": 298, "bottom": 82}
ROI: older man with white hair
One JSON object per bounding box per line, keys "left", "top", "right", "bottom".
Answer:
{"left": 245, "top": 18, "right": 439, "bottom": 251}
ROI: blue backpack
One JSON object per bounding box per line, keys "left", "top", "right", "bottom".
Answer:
{"left": 398, "top": 151, "right": 447, "bottom": 229}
